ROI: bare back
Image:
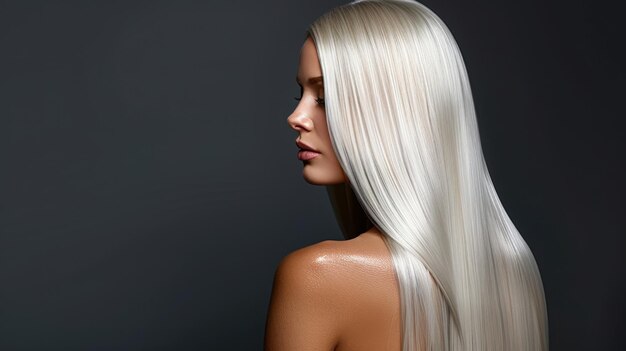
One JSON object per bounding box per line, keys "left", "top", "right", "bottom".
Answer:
{"left": 264, "top": 228, "right": 402, "bottom": 351}
{"left": 331, "top": 230, "right": 402, "bottom": 351}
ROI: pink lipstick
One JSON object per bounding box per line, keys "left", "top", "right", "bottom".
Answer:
{"left": 298, "top": 150, "right": 320, "bottom": 160}
{"left": 295, "top": 139, "right": 320, "bottom": 161}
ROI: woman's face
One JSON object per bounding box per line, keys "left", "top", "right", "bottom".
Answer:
{"left": 287, "top": 36, "right": 347, "bottom": 185}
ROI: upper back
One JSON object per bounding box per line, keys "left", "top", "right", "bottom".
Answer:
{"left": 264, "top": 229, "right": 402, "bottom": 351}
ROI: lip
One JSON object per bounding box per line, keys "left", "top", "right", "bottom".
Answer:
{"left": 298, "top": 150, "right": 320, "bottom": 161}
{"left": 295, "top": 139, "right": 319, "bottom": 152}
{"left": 296, "top": 139, "right": 321, "bottom": 161}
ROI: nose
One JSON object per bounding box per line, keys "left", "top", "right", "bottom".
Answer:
{"left": 287, "top": 110, "right": 313, "bottom": 132}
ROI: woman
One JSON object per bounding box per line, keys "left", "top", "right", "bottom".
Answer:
{"left": 264, "top": 1, "right": 549, "bottom": 350}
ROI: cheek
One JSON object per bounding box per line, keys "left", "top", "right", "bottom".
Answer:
{"left": 315, "top": 117, "right": 333, "bottom": 150}
{"left": 315, "top": 117, "right": 342, "bottom": 170}
{"left": 320, "top": 150, "right": 347, "bottom": 181}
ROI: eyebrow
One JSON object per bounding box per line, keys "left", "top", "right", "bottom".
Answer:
{"left": 296, "top": 75, "right": 323, "bottom": 86}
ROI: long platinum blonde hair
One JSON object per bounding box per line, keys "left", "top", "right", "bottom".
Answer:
{"left": 307, "top": 1, "right": 549, "bottom": 350}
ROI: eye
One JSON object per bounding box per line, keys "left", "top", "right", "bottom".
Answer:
{"left": 292, "top": 86, "right": 324, "bottom": 106}
{"left": 293, "top": 96, "right": 325, "bottom": 106}
{"left": 294, "top": 85, "right": 303, "bottom": 102}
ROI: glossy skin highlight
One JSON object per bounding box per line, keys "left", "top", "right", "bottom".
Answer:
{"left": 264, "top": 230, "right": 401, "bottom": 351}
{"left": 287, "top": 36, "right": 347, "bottom": 185}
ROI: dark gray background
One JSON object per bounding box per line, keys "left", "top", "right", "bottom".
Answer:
{"left": 1, "top": 0, "right": 624, "bottom": 350}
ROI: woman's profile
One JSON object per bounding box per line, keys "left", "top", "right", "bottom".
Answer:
{"left": 264, "top": 1, "right": 549, "bottom": 350}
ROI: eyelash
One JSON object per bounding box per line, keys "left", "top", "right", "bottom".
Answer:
{"left": 294, "top": 85, "right": 325, "bottom": 105}
{"left": 294, "top": 96, "right": 325, "bottom": 105}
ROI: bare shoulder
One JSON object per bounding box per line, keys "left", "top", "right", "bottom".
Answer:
{"left": 277, "top": 231, "right": 396, "bottom": 289}
{"left": 272, "top": 230, "right": 398, "bottom": 321}
{"left": 265, "top": 231, "right": 399, "bottom": 350}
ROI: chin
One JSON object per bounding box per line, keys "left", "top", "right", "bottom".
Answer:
{"left": 302, "top": 165, "right": 346, "bottom": 185}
